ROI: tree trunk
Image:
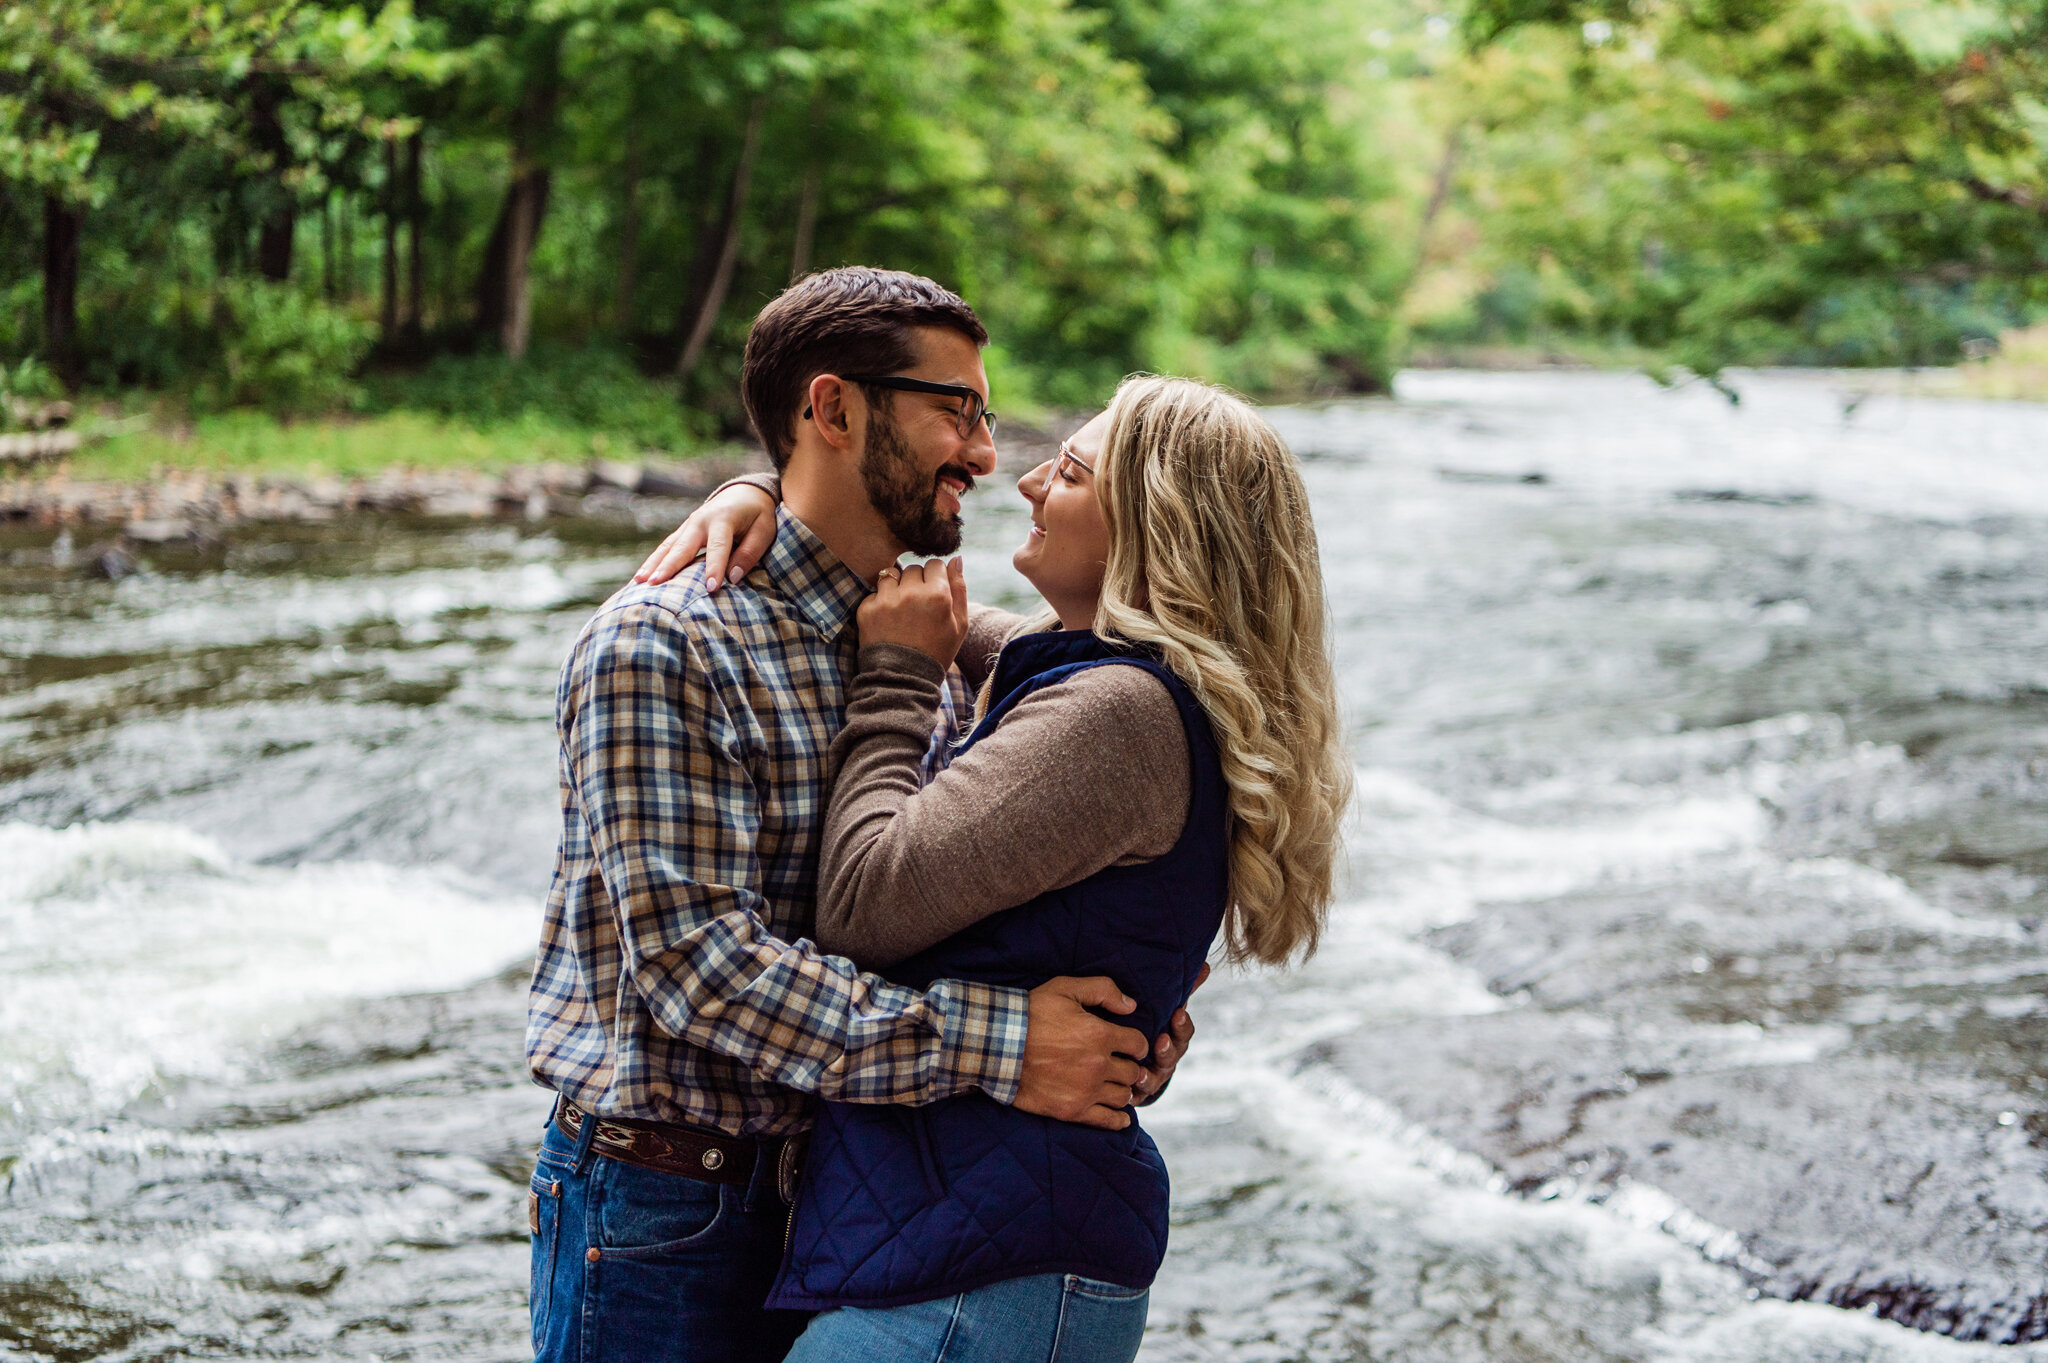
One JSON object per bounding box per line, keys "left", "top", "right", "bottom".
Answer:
{"left": 789, "top": 158, "right": 821, "bottom": 282}
{"left": 676, "top": 95, "right": 768, "bottom": 379}
{"left": 474, "top": 171, "right": 554, "bottom": 344}
{"left": 474, "top": 188, "right": 511, "bottom": 339}
{"left": 321, "top": 193, "right": 337, "bottom": 300}
{"left": 257, "top": 211, "right": 295, "bottom": 281}
{"left": 613, "top": 126, "right": 641, "bottom": 335}
{"left": 216, "top": 201, "right": 242, "bottom": 277}
{"left": 253, "top": 79, "right": 295, "bottom": 281}
{"left": 673, "top": 134, "right": 726, "bottom": 334}
{"left": 339, "top": 192, "right": 354, "bottom": 301}
{"left": 500, "top": 165, "right": 547, "bottom": 359}
{"left": 1417, "top": 125, "right": 1462, "bottom": 257}
{"left": 476, "top": 68, "right": 559, "bottom": 357}
{"left": 381, "top": 137, "right": 399, "bottom": 341}
{"left": 42, "top": 196, "right": 81, "bottom": 383}
{"left": 788, "top": 92, "right": 825, "bottom": 283}
{"left": 405, "top": 131, "right": 425, "bottom": 343}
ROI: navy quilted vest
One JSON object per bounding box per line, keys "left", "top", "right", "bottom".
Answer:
{"left": 765, "top": 628, "right": 1229, "bottom": 1310}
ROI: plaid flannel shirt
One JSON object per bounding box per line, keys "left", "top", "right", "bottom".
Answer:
{"left": 526, "top": 508, "right": 1031, "bottom": 1137}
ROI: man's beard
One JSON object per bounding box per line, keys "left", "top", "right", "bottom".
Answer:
{"left": 861, "top": 406, "right": 973, "bottom": 556}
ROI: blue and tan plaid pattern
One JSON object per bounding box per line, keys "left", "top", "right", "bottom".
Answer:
{"left": 526, "top": 508, "right": 1027, "bottom": 1137}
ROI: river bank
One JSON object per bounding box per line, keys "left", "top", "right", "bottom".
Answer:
{"left": 0, "top": 453, "right": 760, "bottom": 535}
{"left": 0, "top": 454, "right": 764, "bottom": 581}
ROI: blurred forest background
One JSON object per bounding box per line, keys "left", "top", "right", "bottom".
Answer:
{"left": 5, "top": 0, "right": 2048, "bottom": 469}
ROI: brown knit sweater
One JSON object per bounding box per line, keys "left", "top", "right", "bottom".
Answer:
{"left": 817, "top": 607, "right": 1193, "bottom": 969}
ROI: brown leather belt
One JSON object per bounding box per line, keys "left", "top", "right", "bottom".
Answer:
{"left": 552, "top": 1099, "right": 806, "bottom": 1203}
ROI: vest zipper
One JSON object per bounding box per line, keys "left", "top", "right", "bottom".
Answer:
{"left": 779, "top": 1168, "right": 802, "bottom": 1281}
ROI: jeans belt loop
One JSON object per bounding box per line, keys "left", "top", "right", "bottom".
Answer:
{"left": 566, "top": 1096, "right": 602, "bottom": 1176}
{"left": 742, "top": 1135, "right": 772, "bottom": 1213}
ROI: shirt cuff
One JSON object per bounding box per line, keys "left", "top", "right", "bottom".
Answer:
{"left": 856, "top": 642, "right": 948, "bottom": 688}
{"left": 714, "top": 471, "right": 782, "bottom": 502}
{"left": 928, "top": 980, "right": 1031, "bottom": 1105}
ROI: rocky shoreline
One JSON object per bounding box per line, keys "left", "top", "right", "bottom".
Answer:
{"left": 0, "top": 451, "right": 771, "bottom": 541}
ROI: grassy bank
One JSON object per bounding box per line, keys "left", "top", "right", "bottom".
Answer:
{"left": 7, "top": 344, "right": 732, "bottom": 486}
{"left": 61, "top": 410, "right": 668, "bottom": 484}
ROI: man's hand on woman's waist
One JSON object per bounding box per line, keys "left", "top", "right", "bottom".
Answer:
{"left": 1011, "top": 977, "right": 1151, "bottom": 1131}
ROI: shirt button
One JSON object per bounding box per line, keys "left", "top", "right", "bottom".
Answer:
{"left": 586, "top": 1248, "right": 601, "bottom": 1263}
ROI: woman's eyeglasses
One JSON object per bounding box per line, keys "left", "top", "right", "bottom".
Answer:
{"left": 804, "top": 375, "right": 997, "bottom": 440}
{"left": 1054, "top": 440, "right": 1095, "bottom": 477}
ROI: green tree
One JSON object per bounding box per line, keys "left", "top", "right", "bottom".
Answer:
{"left": 2, "top": 0, "right": 1418, "bottom": 421}
{"left": 1443, "top": 0, "right": 2048, "bottom": 371}
{"left": 1, "top": 1, "right": 434, "bottom": 384}
{"left": 1088, "top": 0, "right": 1407, "bottom": 393}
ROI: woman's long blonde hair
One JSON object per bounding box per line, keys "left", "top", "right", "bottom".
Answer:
{"left": 1053, "top": 375, "right": 1349, "bottom": 965}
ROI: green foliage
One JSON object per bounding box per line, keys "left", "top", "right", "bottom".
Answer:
{"left": 13, "top": 0, "right": 2048, "bottom": 438}
{"left": 0, "top": 356, "right": 61, "bottom": 406}
{"left": 2, "top": 0, "right": 1414, "bottom": 446}
{"left": 202, "top": 281, "right": 376, "bottom": 414}
{"left": 1429, "top": 0, "right": 2048, "bottom": 372}
{"left": 359, "top": 345, "right": 710, "bottom": 451}
{"left": 1092, "top": 0, "right": 1405, "bottom": 393}
{"left": 71, "top": 409, "right": 619, "bottom": 482}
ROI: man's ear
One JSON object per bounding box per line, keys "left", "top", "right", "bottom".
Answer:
{"left": 807, "top": 374, "right": 860, "bottom": 453}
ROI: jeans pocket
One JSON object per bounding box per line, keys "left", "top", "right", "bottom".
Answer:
{"left": 1055, "top": 1277, "right": 1149, "bottom": 1363}
{"left": 529, "top": 1166, "right": 565, "bottom": 1349}
{"left": 1065, "top": 1274, "right": 1148, "bottom": 1301}
{"left": 593, "top": 1160, "right": 725, "bottom": 1257}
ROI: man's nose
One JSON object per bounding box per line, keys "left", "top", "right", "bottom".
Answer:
{"left": 964, "top": 426, "right": 998, "bottom": 477}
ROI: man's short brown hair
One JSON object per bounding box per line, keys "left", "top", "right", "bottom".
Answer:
{"left": 742, "top": 267, "right": 989, "bottom": 471}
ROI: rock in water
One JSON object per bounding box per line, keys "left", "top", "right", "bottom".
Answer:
{"left": 87, "top": 542, "right": 139, "bottom": 579}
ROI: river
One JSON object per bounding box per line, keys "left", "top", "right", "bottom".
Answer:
{"left": 2, "top": 369, "right": 2044, "bottom": 1361}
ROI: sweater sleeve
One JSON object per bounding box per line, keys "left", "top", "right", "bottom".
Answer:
{"left": 713, "top": 471, "right": 782, "bottom": 501}
{"left": 815, "top": 643, "right": 1192, "bottom": 969}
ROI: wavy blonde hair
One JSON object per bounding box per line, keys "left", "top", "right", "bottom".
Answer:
{"left": 1045, "top": 375, "right": 1349, "bottom": 965}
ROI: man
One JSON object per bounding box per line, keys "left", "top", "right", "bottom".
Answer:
{"left": 526, "top": 267, "right": 1191, "bottom": 1363}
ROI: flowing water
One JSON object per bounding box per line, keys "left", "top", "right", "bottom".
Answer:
{"left": 2, "top": 369, "right": 2045, "bottom": 1361}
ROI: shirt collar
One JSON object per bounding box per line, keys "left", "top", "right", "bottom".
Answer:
{"left": 761, "top": 506, "right": 870, "bottom": 639}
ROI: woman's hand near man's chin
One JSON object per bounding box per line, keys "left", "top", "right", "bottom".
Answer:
{"left": 635, "top": 479, "right": 971, "bottom": 667}
{"left": 860, "top": 558, "right": 970, "bottom": 669}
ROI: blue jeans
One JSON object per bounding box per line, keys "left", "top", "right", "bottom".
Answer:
{"left": 783, "top": 1273, "right": 1148, "bottom": 1363}
{"left": 529, "top": 1115, "right": 812, "bottom": 1363}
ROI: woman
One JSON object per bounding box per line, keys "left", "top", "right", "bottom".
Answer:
{"left": 643, "top": 375, "right": 1348, "bottom": 1360}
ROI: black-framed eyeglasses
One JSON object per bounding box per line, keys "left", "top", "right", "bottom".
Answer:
{"left": 804, "top": 374, "right": 997, "bottom": 439}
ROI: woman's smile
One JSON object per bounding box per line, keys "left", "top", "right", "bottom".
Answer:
{"left": 1012, "top": 413, "right": 1113, "bottom": 629}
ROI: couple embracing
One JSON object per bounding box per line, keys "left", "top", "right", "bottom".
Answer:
{"left": 526, "top": 267, "right": 1348, "bottom": 1362}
